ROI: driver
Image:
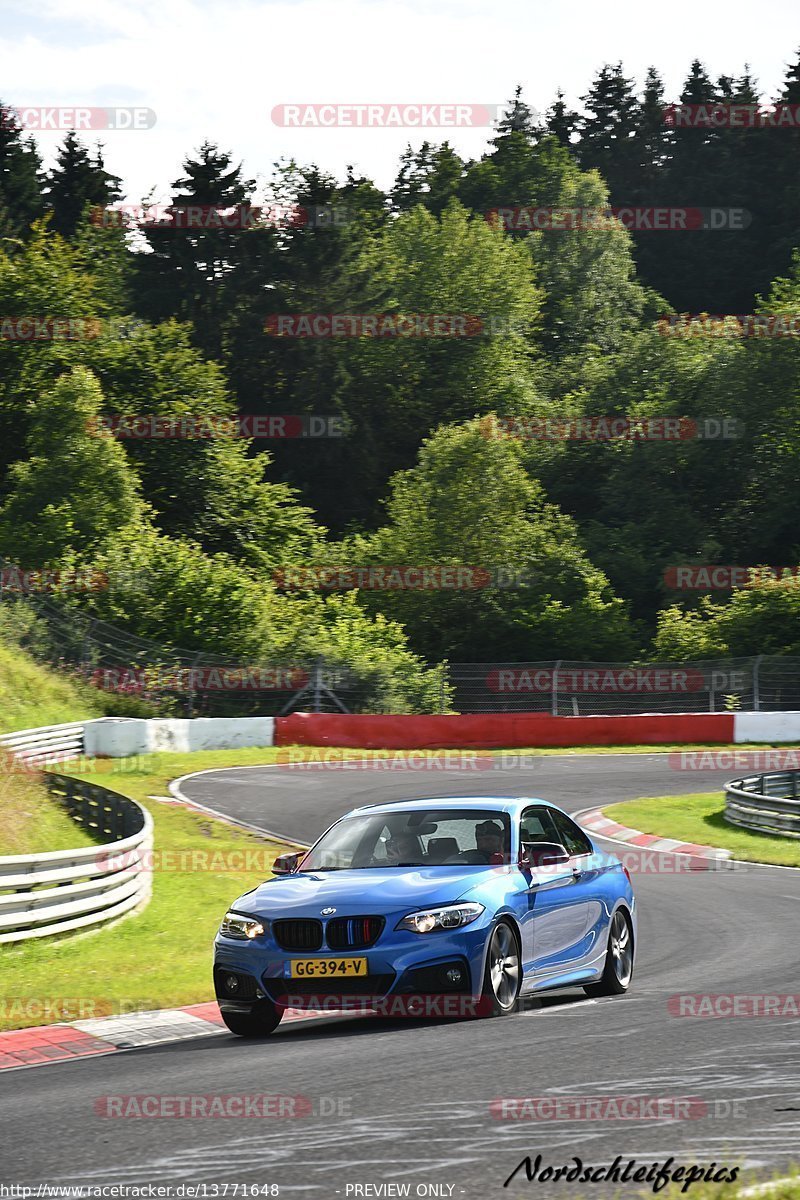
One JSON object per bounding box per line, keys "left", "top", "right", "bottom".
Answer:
{"left": 475, "top": 820, "right": 505, "bottom": 863}
{"left": 386, "top": 832, "right": 423, "bottom": 863}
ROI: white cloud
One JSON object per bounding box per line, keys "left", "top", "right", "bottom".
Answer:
{"left": 0, "top": 0, "right": 797, "bottom": 201}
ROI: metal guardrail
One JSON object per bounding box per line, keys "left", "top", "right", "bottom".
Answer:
{"left": 725, "top": 771, "right": 800, "bottom": 839}
{"left": 0, "top": 772, "right": 153, "bottom": 943}
{"left": 0, "top": 721, "right": 85, "bottom": 765}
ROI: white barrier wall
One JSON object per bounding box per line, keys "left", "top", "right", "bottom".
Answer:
{"left": 17, "top": 712, "right": 800, "bottom": 760}
{"left": 734, "top": 711, "right": 800, "bottom": 743}
{"left": 83, "top": 717, "right": 275, "bottom": 757}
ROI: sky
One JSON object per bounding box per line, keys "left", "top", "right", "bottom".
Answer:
{"left": 1, "top": 0, "right": 799, "bottom": 204}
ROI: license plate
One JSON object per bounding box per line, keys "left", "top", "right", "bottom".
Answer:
{"left": 289, "top": 957, "right": 368, "bottom": 978}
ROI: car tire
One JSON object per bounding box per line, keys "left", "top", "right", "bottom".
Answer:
{"left": 481, "top": 920, "right": 522, "bottom": 1016}
{"left": 220, "top": 1000, "right": 283, "bottom": 1038}
{"left": 584, "top": 908, "right": 634, "bottom": 997}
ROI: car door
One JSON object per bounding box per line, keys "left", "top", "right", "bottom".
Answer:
{"left": 544, "top": 807, "right": 609, "bottom": 975}
{"left": 516, "top": 806, "right": 597, "bottom": 988}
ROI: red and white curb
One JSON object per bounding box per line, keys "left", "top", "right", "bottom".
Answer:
{"left": 581, "top": 807, "right": 731, "bottom": 860}
{"left": 0, "top": 1001, "right": 334, "bottom": 1071}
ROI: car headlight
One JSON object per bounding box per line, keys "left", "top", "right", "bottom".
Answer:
{"left": 397, "top": 902, "right": 485, "bottom": 934}
{"left": 219, "top": 911, "right": 266, "bottom": 940}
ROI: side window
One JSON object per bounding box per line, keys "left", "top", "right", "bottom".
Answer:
{"left": 519, "top": 806, "right": 560, "bottom": 846}
{"left": 548, "top": 808, "right": 592, "bottom": 857}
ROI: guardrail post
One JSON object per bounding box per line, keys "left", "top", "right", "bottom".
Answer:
{"left": 551, "top": 660, "right": 562, "bottom": 717}
{"left": 752, "top": 654, "right": 763, "bottom": 711}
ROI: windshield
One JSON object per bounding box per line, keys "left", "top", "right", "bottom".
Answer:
{"left": 300, "top": 808, "right": 512, "bottom": 870}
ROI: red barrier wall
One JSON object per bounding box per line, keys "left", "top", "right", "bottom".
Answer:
{"left": 275, "top": 712, "right": 735, "bottom": 750}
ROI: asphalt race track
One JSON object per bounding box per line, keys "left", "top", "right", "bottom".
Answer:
{"left": 3, "top": 753, "right": 800, "bottom": 1194}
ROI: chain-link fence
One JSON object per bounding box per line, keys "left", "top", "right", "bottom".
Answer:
{"left": 3, "top": 592, "right": 800, "bottom": 715}
{"left": 447, "top": 658, "right": 799, "bottom": 714}
{"left": 0, "top": 596, "right": 426, "bottom": 716}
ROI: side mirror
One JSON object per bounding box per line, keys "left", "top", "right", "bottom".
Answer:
{"left": 272, "top": 851, "right": 303, "bottom": 876}
{"left": 520, "top": 841, "right": 571, "bottom": 870}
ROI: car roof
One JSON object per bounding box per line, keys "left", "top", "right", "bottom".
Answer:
{"left": 344, "top": 796, "right": 550, "bottom": 819}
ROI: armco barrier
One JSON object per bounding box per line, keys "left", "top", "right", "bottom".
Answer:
{"left": 725, "top": 770, "right": 800, "bottom": 838}
{"left": 0, "top": 773, "right": 152, "bottom": 944}
{"left": 0, "top": 721, "right": 85, "bottom": 766}
{"left": 274, "top": 712, "right": 737, "bottom": 750}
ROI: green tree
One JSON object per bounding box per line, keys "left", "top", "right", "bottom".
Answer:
{"left": 391, "top": 142, "right": 464, "bottom": 215}
{"left": 0, "top": 226, "right": 114, "bottom": 485}
{"left": 0, "top": 104, "right": 44, "bottom": 236}
{"left": 87, "top": 527, "right": 446, "bottom": 711}
{"left": 459, "top": 120, "right": 655, "bottom": 362}
{"left": 0, "top": 366, "right": 145, "bottom": 564}
{"left": 577, "top": 64, "right": 640, "bottom": 196}
{"left": 46, "top": 132, "right": 122, "bottom": 237}
{"left": 523, "top": 325, "right": 751, "bottom": 626}
{"left": 545, "top": 89, "right": 579, "bottom": 148}
{"left": 311, "top": 200, "right": 541, "bottom": 528}
{"left": 82, "top": 319, "right": 324, "bottom": 568}
{"left": 653, "top": 580, "right": 800, "bottom": 658}
{"left": 493, "top": 86, "right": 541, "bottom": 140}
{"left": 132, "top": 141, "right": 263, "bottom": 357}
{"left": 350, "top": 420, "right": 634, "bottom": 660}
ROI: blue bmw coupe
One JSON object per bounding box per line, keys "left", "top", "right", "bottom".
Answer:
{"left": 214, "top": 796, "right": 636, "bottom": 1036}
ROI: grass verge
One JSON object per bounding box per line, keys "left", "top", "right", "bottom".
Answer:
{"left": 0, "top": 754, "right": 99, "bottom": 855}
{"left": 604, "top": 793, "right": 800, "bottom": 867}
{"left": 0, "top": 641, "right": 103, "bottom": 735}
{"left": 0, "top": 751, "right": 293, "bottom": 1031}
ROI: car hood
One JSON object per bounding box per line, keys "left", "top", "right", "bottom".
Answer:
{"left": 233, "top": 866, "right": 498, "bottom": 916}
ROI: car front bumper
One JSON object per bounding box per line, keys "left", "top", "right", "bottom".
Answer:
{"left": 213, "top": 916, "right": 493, "bottom": 1013}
